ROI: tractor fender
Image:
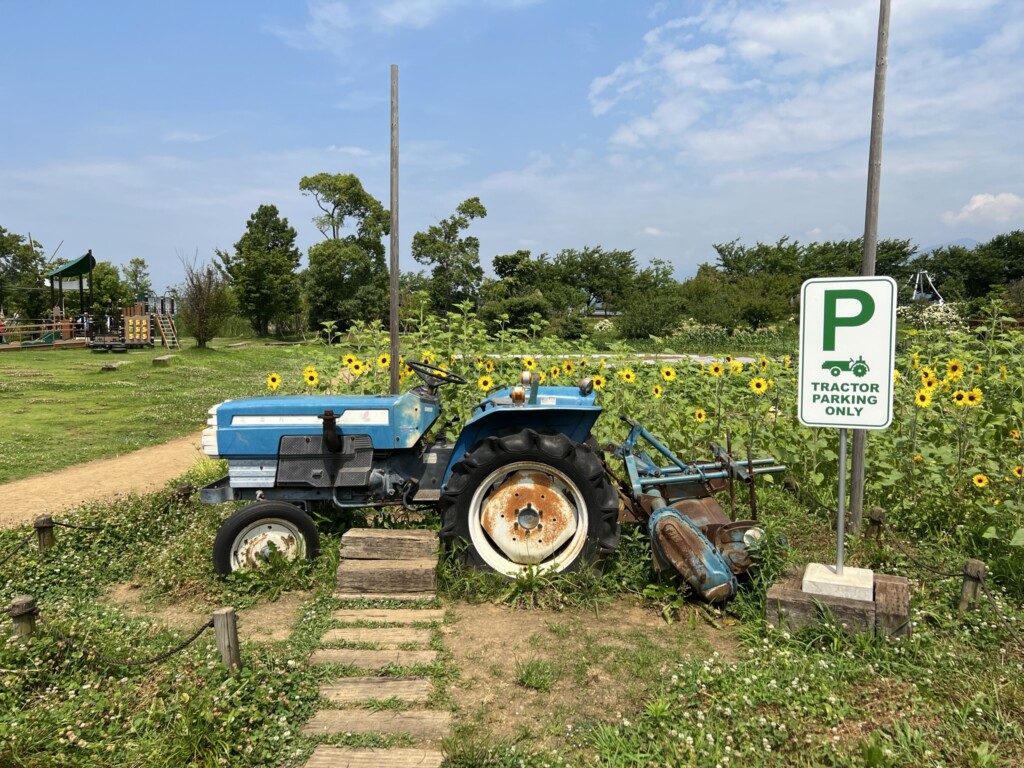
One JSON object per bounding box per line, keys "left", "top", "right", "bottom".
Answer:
{"left": 442, "top": 405, "right": 600, "bottom": 488}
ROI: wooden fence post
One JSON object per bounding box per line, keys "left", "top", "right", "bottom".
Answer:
{"left": 958, "top": 559, "right": 986, "bottom": 614}
{"left": 866, "top": 506, "right": 886, "bottom": 541}
{"left": 213, "top": 607, "right": 241, "bottom": 672}
{"left": 9, "top": 595, "right": 38, "bottom": 639}
{"left": 35, "top": 515, "right": 55, "bottom": 552}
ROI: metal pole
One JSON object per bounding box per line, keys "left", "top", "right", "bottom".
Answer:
{"left": 850, "top": 0, "right": 891, "bottom": 536}
{"left": 837, "top": 428, "right": 847, "bottom": 576}
{"left": 388, "top": 65, "right": 401, "bottom": 395}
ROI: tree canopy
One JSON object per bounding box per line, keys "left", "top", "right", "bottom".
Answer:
{"left": 412, "top": 197, "right": 487, "bottom": 313}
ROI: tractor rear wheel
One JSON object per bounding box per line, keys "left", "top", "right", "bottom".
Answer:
{"left": 213, "top": 501, "right": 320, "bottom": 576}
{"left": 439, "top": 429, "right": 619, "bottom": 577}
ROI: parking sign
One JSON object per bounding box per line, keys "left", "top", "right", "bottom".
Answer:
{"left": 798, "top": 277, "right": 897, "bottom": 429}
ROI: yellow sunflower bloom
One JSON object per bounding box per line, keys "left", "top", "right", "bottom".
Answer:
{"left": 377, "top": 353, "right": 390, "bottom": 369}
{"left": 661, "top": 366, "right": 677, "bottom": 382}
{"left": 709, "top": 362, "right": 724, "bottom": 377}
{"left": 914, "top": 389, "right": 932, "bottom": 408}
{"left": 946, "top": 359, "right": 964, "bottom": 381}
{"left": 911, "top": 352, "right": 920, "bottom": 370}
{"left": 349, "top": 361, "right": 364, "bottom": 376}
{"left": 620, "top": 369, "right": 637, "bottom": 384}
{"left": 538, "top": 371, "right": 546, "bottom": 384}
{"left": 973, "top": 363, "right": 983, "bottom": 375}
{"left": 1013, "top": 465, "right": 1023, "bottom": 479}
{"left": 694, "top": 408, "right": 707, "bottom": 423}
{"left": 912, "top": 454, "right": 924, "bottom": 464}
{"left": 421, "top": 350, "right": 436, "bottom": 364}
{"left": 267, "top": 372, "right": 282, "bottom": 391}
{"left": 758, "top": 356, "right": 769, "bottom": 372}
{"left": 305, "top": 370, "right": 319, "bottom": 387}
{"left": 523, "top": 356, "right": 537, "bottom": 370}
{"left": 343, "top": 353, "right": 357, "bottom": 366}
{"left": 749, "top": 377, "right": 768, "bottom": 396}
{"left": 922, "top": 375, "right": 938, "bottom": 390}
{"left": 965, "top": 387, "right": 983, "bottom": 407}
{"left": 783, "top": 355, "right": 791, "bottom": 369}
{"left": 593, "top": 374, "right": 606, "bottom": 390}
{"left": 729, "top": 360, "right": 744, "bottom": 376}
{"left": 972, "top": 473, "right": 988, "bottom": 489}
{"left": 484, "top": 359, "right": 495, "bottom": 373}
{"left": 952, "top": 389, "right": 968, "bottom": 407}
{"left": 652, "top": 384, "right": 663, "bottom": 399}
{"left": 550, "top": 365, "right": 561, "bottom": 379}
{"left": 1000, "top": 365, "right": 1008, "bottom": 382}
{"left": 893, "top": 369, "right": 901, "bottom": 384}
{"left": 477, "top": 375, "right": 493, "bottom": 392}
{"left": 563, "top": 360, "right": 575, "bottom": 375}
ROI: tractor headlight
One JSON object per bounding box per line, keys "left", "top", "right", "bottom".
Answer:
{"left": 743, "top": 527, "right": 764, "bottom": 548}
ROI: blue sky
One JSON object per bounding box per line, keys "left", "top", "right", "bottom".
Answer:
{"left": 2, "top": 0, "right": 1023, "bottom": 295}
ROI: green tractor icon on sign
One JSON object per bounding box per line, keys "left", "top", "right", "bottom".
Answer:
{"left": 822, "top": 356, "right": 870, "bottom": 377}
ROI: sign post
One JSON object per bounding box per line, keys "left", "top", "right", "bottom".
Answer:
{"left": 798, "top": 276, "right": 896, "bottom": 597}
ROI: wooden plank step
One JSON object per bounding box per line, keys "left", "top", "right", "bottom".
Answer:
{"left": 302, "top": 709, "right": 451, "bottom": 739}
{"left": 311, "top": 648, "right": 439, "bottom": 669}
{"left": 320, "top": 676, "right": 433, "bottom": 704}
{"left": 336, "top": 558, "right": 436, "bottom": 594}
{"left": 323, "top": 627, "right": 432, "bottom": 647}
{"left": 340, "top": 529, "right": 438, "bottom": 560}
{"left": 303, "top": 746, "right": 444, "bottom": 768}
{"left": 334, "top": 591, "right": 437, "bottom": 602}
{"left": 331, "top": 608, "right": 445, "bottom": 624}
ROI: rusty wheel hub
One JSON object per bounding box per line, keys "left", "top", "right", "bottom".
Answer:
{"left": 229, "top": 518, "right": 305, "bottom": 570}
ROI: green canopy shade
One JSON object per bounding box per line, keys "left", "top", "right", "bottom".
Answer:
{"left": 47, "top": 250, "right": 95, "bottom": 279}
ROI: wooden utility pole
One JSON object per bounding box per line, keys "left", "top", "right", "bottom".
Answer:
{"left": 850, "top": 0, "right": 891, "bottom": 535}
{"left": 389, "top": 65, "right": 401, "bottom": 395}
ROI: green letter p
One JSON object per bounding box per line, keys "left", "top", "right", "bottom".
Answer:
{"left": 823, "top": 290, "right": 874, "bottom": 350}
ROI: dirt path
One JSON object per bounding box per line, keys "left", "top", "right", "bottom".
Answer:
{"left": 0, "top": 434, "right": 204, "bottom": 528}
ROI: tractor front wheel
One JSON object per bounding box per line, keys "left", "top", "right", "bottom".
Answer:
{"left": 213, "top": 501, "right": 320, "bottom": 576}
{"left": 439, "top": 430, "right": 619, "bottom": 577}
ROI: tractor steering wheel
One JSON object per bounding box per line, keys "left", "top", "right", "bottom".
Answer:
{"left": 407, "top": 360, "right": 467, "bottom": 388}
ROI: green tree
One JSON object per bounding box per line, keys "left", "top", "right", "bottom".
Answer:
{"left": 412, "top": 197, "right": 487, "bottom": 313}
{"left": 616, "top": 259, "right": 686, "bottom": 338}
{"left": 0, "top": 227, "right": 49, "bottom": 319}
{"left": 217, "top": 204, "right": 301, "bottom": 336}
{"left": 177, "top": 253, "right": 235, "bottom": 348}
{"left": 550, "top": 246, "right": 639, "bottom": 315}
{"left": 121, "top": 257, "right": 153, "bottom": 299}
{"left": 298, "top": 173, "right": 390, "bottom": 331}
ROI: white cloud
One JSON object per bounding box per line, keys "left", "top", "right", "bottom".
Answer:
{"left": 942, "top": 193, "right": 1024, "bottom": 225}
{"left": 327, "top": 144, "right": 372, "bottom": 156}
{"left": 641, "top": 226, "right": 675, "bottom": 238}
{"left": 162, "top": 130, "right": 218, "bottom": 144}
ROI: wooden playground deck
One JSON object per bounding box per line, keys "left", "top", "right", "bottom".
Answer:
{"left": 0, "top": 338, "right": 89, "bottom": 352}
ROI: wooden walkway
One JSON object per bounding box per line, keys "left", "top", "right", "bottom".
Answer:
{"left": 301, "top": 529, "right": 449, "bottom": 768}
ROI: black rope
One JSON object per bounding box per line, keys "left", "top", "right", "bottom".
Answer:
{"left": 42, "top": 617, "right": 215, "bottom": 667}
{"left": 883, "top": 529, "right": 962, "bottom": 581}
{"left": 51, "top": 521, "right": 105, "bottom": 532}
{"left": 978, "top": 578, "right": 1024, "bottom": 648}
{"left": 0, "top": 533, "right": 34, "bottom": 566}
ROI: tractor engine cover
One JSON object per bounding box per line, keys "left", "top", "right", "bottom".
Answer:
{"left": 276, "top": 434, "right": 373, "bottom": 488}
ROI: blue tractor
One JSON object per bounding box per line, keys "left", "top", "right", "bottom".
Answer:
{"left": 200, "top": 361, "right": 784, "bottom": 602}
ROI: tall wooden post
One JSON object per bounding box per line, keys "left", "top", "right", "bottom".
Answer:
{"left": 35, "top": 515, "right": 55, "bottom": 552}
{"left": 9, "top": 595, "right": 38, "bottom": 639}
{"left": 850, "top": 0, "right": 891, "bottom": 535}
{"left": 389, "top": 64, "right": 401, "bottom": 395}
{"left": 212, "top": 607, "right": 241, "bottom": 672}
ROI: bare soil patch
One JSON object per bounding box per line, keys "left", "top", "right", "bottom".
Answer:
{"left": 444, "top": 597, "right": 739, "bottom": 750}
{"left": 105, "top": 583, "right": 311, "bottom": 643}
{"left": 0, "top": 434, "right": 204, "bottom": 529}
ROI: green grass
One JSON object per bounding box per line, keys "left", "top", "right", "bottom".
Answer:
{"left": 0, "top": 340, "right": 307, "bottom": 483}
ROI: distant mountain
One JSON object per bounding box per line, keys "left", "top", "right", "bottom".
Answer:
{"left": 919, "top": 237, "right": 981, "bottom": 254}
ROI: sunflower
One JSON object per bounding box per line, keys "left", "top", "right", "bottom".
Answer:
{"left": 725, "top": 355, "right": 733, "bottom": 363}
{"left": 523, "top": 356, "right": 537, "bottom": 371}
{"left": 783, "top": 355, "right": 791, "bottom": 369}
{"left": 911, "top": 352, "right": 920, "bottom": 370}
{"left": 912, "top": 454, "right": 924, "bottom": 464}
{"left": 538, "top": 371, "right": 546, "bottom": 384}
{"left": 652, "top": 384, "right": 663, "bottom": 399}
{"left": 577, "top": 359, "right": 588, "bottom": 369}
{"left": 550, "top": 365, "right": 561, "bottom": 379}
{"left": 304, "top": 370, "right": 319, "bottom": 387}
{"left": 477, "top": 375, "right": 493, "bottom": 392}
{"left": 377, "top": 353, "right": 390, "bottom": 369}
{"left": 946, "top": 359, "right": 964, "bottom": 381}
{"left": 593, "top": 374, "right": 606, "bottom": 390}
{"left": 729, "top": 360, "right": 744, "bottom": 376}
{"left": 749, "top": 377, "right": 768, "bottom": 396}
{"left": 484, "top": 359, "right": 495, "bottom": 373}
{"left": 661, "top": 366, "right": 677, "bottom": 382}
{"left": 758, "top": 356, "right": 769, "bottom": 372}
{"left": 972, "top": 473, "right": 988, "bottom": 489}
{"left": 343, "top": 353, "right": 357, "bottom": 367}
{"left": 303, "top": 365, "right": 317, "bottom": 377}
{"left": 1011, "top": 429, "right": 1021, "bottom": 443}
{"left": 349, "top": 361, "right": 364, "bottom": 376}
{"left": 620, "top": 369, "right": 637, "bottom": 384}
{"left": 421, "top": 350, "right": 436, "bottom": 364}
{"left": 709, "top": 362, "right": 724, "bottom": 377}
{"left": 922, "top": 375, "right": 938, "bottom": 390}
{"left": 973, "top": 363, "right": 983, "bottom": 375}
{"left": 965, "top": 387, "right": 983, "bottom": 407}
{"left": 914, "top": 389, "right": 932, "bottom": 408}
{"left": 1013, "top": 465, "right": 1023, "bottom": 479}
{"left": 920, "top": 367, "right": 936, "bottom": 385}
{"left": 1000, "top": 365, "right": 1008, "bottom": 382}
{"left": 563, "top": 360, "right": 575, "bottom": 375}
{"left": 694, "top": 408, "right": 707, "bottom": 423}
{"left": 475, "top": 355, "right": 484, "bottom": 368}
{"left": 267, "top": 372, "right": 282, "bottom": 392}
{"left": 404, "top": 364, "right": 415, "bottom": 378}
{"left": 952, "top": 390, "right": 968, "bottom": 407}
{"left": 893, "top": 369, "right": 901, "bottom": 384}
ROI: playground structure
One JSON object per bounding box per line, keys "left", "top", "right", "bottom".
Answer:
{"left": 0, "top": 250, "right": 179, "bottom": 353}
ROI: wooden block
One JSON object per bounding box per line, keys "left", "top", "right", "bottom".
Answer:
{"left": 333, "top": 592, "right": 437, "bottom": 603}
{"left": 874, "top": 573, "right": 911, "bottom": 637}
{"left": 336, "top": 558, "right": 436, "bottom": 594}
{"left": 302, "top": 709, "right": 451, "bottom": 739}
{"left": 765, "top": 584, "right": 875, "bottom": 634}
{"left": 320, "top": 676, "right": 433, "bottom": 704}
{"left": 341, "top": 529, "right": 438, "bottom": 560}
{"left": 152, "top": 354, "right": 176, "bottom": 365}
{"left": 310, "top": 648, "right": 439, "bottom": 670}
{"left": 323, "top": 627, "right": 432, "bottom": 648}
{"left": 331, "top": 608, "right": 445, "bottom": 625}
{"left": 303, "top": 746, "right": 444, "bottom": 768}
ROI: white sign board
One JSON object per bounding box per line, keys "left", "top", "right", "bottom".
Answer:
{"left": 798, "top": 276, "right": 897, "bottom": 429}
